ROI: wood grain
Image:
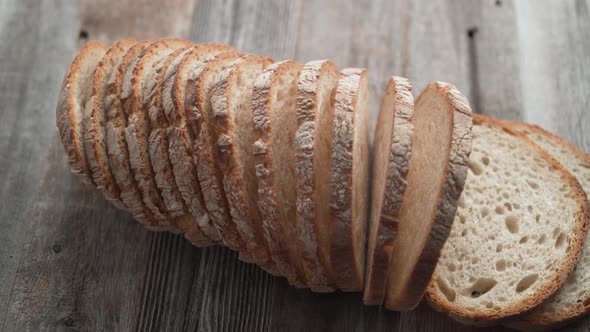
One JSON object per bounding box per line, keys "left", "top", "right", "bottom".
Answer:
{"left": 0, "top": 0, "right": 589, "bottom": 331}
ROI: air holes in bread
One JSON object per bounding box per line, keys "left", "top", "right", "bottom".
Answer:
{"left": 526, "top": 179, "right": 539, "bottom": 189}
{"left": 469, "top": 161, "right": 483, "bottom": 176}
{"left": 496, "top": 260, "right": 507, "bottom": 271}
{"left": 555, "top": 233, "right": 567, "bottom": 249}
{"left": 519, "top": 236, "right": 528, "bottom": 244}
{"left": 495, "top": 206, "right": 504, "bottom": 215}
{"left": 481, "top": 156, "right": 490, "bottom": 166}
{"left": 516, "top": 274, "right": 538, "bottom": 293}
{"left": 464, "top": 278, "right": 497, "bottom": 298}
{"left": 448, "top": 263, "right": 457, "bottom": 272}
{"left": 537, "top": 234, "right": 547, "bottom": 244}
{"left": 505, "top": 215, "right": 519, "bottom": 233}
{"left": 481, "top": 207, "right": 489, "bottom": 218}
{"left": 496, "top": 244, "right": 503, "bottom": 252}
{"left": 437, "top": 277, "right": 456, "bottom": 302}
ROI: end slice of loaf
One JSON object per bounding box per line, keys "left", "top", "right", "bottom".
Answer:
{"left": 384, "top": 82, "right": 473, "bottom": 311}
{"left": 329, "top": 68, "right": 370, "bottom": 291}
{"left": 504, "top": 122, "right": 590, "bottom": 331}
{"left": 426, "top": 114, "right": 589, "bottom": 325}
{"left": 209, "top": 55, "right": 280, "bottom": 275}
{"left": 252, "top": 60, "right": 306, "bottom": 286}
{"left": 83, "top": 39, "right": 135, "bottom": 210}
{"left": 57, "top": 40, "right": 107, "bottom": 184}
{"left": 295, "top": 60, "right": 340, "bottom": 291}
{"left": 363, "top": 76, "right": 415, "bottom": 304}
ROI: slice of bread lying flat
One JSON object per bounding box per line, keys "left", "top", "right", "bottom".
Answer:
{"left": 168, "top": 44, "right": 237, "bottom": 242}
{"left": 105, "top": 40, "right": 164, "bottom": 229}
{"left": 426, "top": 114, "right": 590, "bottom": 325}
{"left": 57, "top": 40, "right": 107, "bottom": 184}
{"left": 329, "top": 68, "right": 370, "bottom": 291}
{"left": 252, "top": 60, "right": 306, "bottom": 286}
{"left": 384, "top": 82, "right": 473, "bottom": 311}
{"left": 504, "top": 122, "right": 590, "bottom": 331}
{"left": 122, "top": 39, "right": 193, "bottom": 230}
{"left": 83, "top": 39, "right": 136, "bottom": 210}
{"left": 363, "top": 76, "right": 415, "bottom": 305}
{"left": 209, "top": 55, "right": 280, "bottom": 275}
{"left": 295, "top": 60, "right": 340, "bottom": 291}
{"left": 192, "top": 55, "right": 253, "bottom": 254}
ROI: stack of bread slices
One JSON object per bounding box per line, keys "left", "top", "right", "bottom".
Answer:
{"left": 57, "top": 38, "right": 590, "bottom": 330}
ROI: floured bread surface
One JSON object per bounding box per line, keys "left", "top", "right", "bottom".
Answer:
{"left": 252, "top": 60, "right": 305, "bottom": 285}
{"left": 209, "top": 55, "right": 279, "bottom": 274}
{"left": 329, "top": 68, "right": 370, "bottom": 291}
{"left": 57, "top": 41, "right": 107, "bottom": 184}
{"left": 385, "top": 82, "right": 473, "bottom": 311}
{"left": 295, "top": 60, "right": 340, "bottom": 290}
{"left": 505, "top": 122, "right": 590, "bottom": 330}
{"left": 363, "top": 77, "right": 414, "bottom": 304}
{"left": 426, "top": 115, "right": 589, "bottom": 324}
{"left": 84, "top": 39, "right": 135, "bottom": 210}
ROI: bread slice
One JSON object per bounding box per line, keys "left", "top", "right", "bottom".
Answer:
{"left": 57, "top": 40, "right": 107, "bottom": 184}
{"left": 83, "top": 39, "right": 136, "bottom": 210}
{"left": 188, "top": 55, "right": 247, "bottom": 252}
{"left": 503, "top": 122, "right": 590, "bottom": 330}
{"left": 328, "top": 68, "right": 370, "bottom": 291}
{"left": 167, "top": 44, "right": 238, "bottom": 241}
{"left": 426, "top": 114, "right": 590, "bottom": 325}
{"left": 384, "top": 82, "right": 473, "bottom": 311}
{"left": 295, "top": 60, "right": 340, "bottom": 291}
{"left": 209, "top": 55, "right": 279, "bottom": 274}
{"left": 251, "top": 60, "right": 306, "bottom": 286}
{"left": 363, "top": 77, "right": 414, "bottom": 304}
{"left": 122, "top": 38, "right": 193, "bottom": 229}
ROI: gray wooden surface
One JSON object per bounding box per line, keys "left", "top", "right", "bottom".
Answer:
{"left": 0, "top": 0, "right": 588, "bottom": 331}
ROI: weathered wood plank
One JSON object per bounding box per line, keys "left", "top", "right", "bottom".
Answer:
{"left": 0, "top": 0, "right": 80, "bottom": 325}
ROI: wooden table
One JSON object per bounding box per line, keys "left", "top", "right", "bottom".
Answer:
{"left": 1, "top": 0, "right": 588, "bottom": 330}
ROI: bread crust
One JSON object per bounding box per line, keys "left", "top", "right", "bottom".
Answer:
{"left": 252, "top": 60, "right": 306, "bottom": 286}
{"left": 363, "top": 77, "right": 414, "bottom": 304}
{"left": 425, "top": 114, "right": 590, "bottom": 325}
{"left": 385, "top": 82, "right": 473, "bottom": 311}
{"left": 502, "top": 121, "right": 590, "bottom": 331}
{"left": 329, "top": 68, "right": 370, "bottom": 291}
{"left": 209, "top": 55, "right": 279, "bottom": 274}
{"left": 57, "top": 41, "right": 107, "bottom": 184}
{"left": 295, "top": 60, "right": 340, "bottom": 291}
{"left": 83, "top": 39, "right": 136, "bottom": 210}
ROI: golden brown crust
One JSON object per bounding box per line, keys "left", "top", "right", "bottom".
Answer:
{"left": 425, "top": 114, "right": 590, "bottom": 325}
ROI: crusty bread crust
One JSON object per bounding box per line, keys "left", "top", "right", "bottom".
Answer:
{"left": 503, "top": 121, "right": 590, "bottom": 331}
{"left": 329, "top": 68, "right": 370, "bottom": 291}
{"left": 385, "top": 82, "right": 473, "bottom": 311}
{"left": 295, "top": 60, "right": 340, "bottom": 291}
{"left": 425, "top": 114, "right": 590, "bottom": 325}
{"left": 252, "top": 60, "right": 306, "bottom": 286}
{"left": 57, "top": 41, "right": 107, "bottom": 184}
{"left": 363, "top": 77, "right": 414, "bottom": 304}
{"left": 209, "top": 55, "right": 279, "bottom": 274}
{"left": 83, "top": 39, "right": 135, "bottom": 210}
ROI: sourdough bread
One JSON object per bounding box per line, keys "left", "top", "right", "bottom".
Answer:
{"left": 252, "top": 60, "right": 306, "bottom": 286}
{"left": 57, "top": 41, "right": 107, "bottom": 184}
{"left": 209, "top": 55, "right": 279, "bottom": 274}
{"left": 426, "top": 115, "right": 590, "bottom": 324}
{"left": 329, "top": 68, "right": 370, "bottom": 291}
{"left": 505, "top": 122, "right": 590, "bottom": 331}
{"left": 295, "top": 60, "right": 340, "bottom": 291}
{"left": 122, "top": 38, "right": 193, "bottom": 229}
{"left": 363, "top": 77, "right": 414, "bottom": 304}
{"left": 384, "top": 82, "right": 473, "bottom": 311}
{"left": 83, "top": 39, "right": 135, "bottom": 210}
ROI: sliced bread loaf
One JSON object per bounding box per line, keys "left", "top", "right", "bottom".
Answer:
{"left": 426, "top": 114, "right": 590, "bottom": 325}
{"left": 209, "top": 55, "right": 279, "bottom": 274}
{"left": 295, "top": 60, "right": 340, "bottom": 291}
{"left": 105, "top": 40, "right": 163, "bottom": 228}
{"left": 329, "top": 68, "right": 370, "bottom": 291}
{"left": 251, "top": 60, "right": 306, "bottom": 286}
{"left": 167, "top": 44, "right": 238, "bottom": 241}
{"left": 384, "top": 82, "right": 473, "bottom": 311}
{"left": 83, "top": 39, "right": 135, "bottom": 210}
{"left": 363, "top": 77, "right": 414, "bottom": 304}
{"left": 504, "top": 122, "right": 590, "bottom": 331}
{"left": 122, "top": 38, "right": 193, "bottom": 229}
{"left": 57, "top": 41, "right": 107, "bottom": 184}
